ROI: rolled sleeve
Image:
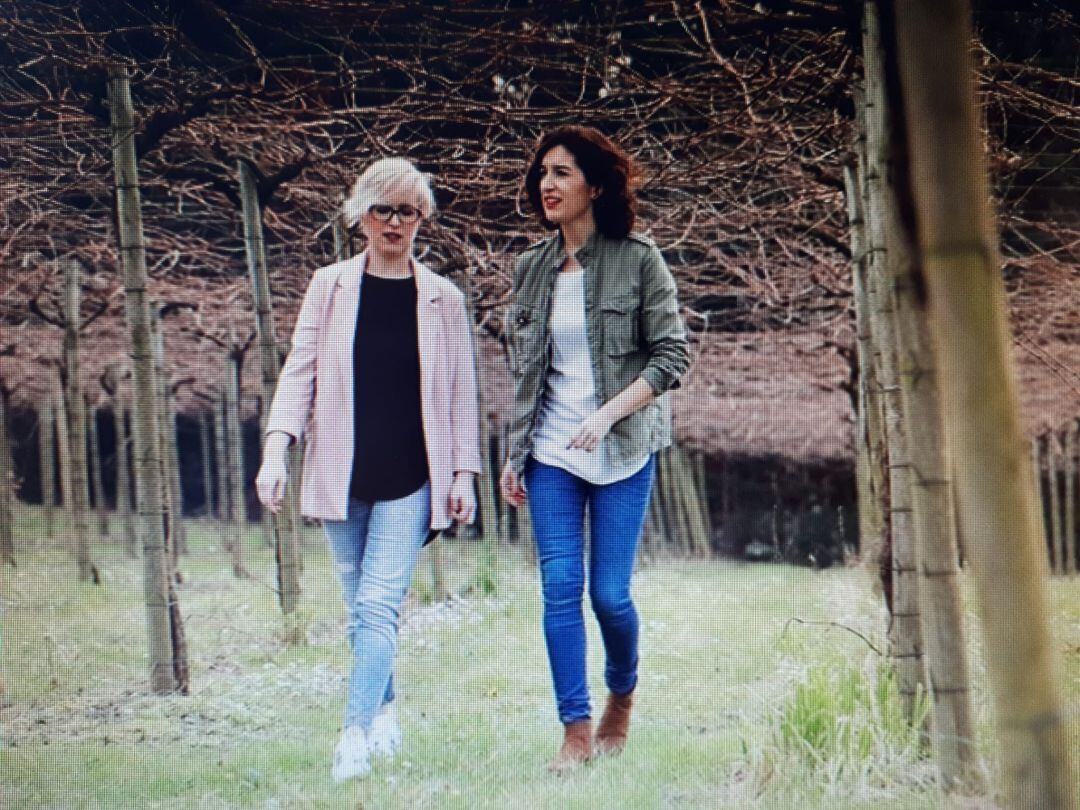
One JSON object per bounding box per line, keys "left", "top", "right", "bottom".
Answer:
{"left": 638, "top": 244, "right": 690, "bottom": 394}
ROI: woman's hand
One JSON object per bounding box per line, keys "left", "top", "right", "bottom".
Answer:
{"left": 449, "top": 472, "right": 477, "bottom": 525}
{"left": 499, "top": 461, "right": 527, "bottom": 508}
{"left": 567, "top": 409, "right": 615, "bottom": 453}
{"left": 256, "top": 432, "right": 292, "bottom": 515}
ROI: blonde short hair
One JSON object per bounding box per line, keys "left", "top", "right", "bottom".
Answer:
{"left": 341, "top": 157, "right": 436, "bottom": 227}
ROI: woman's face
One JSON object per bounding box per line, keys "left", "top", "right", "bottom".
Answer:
{"left": 360, "top": 194, "right": 422, "bottom": 258}
{"left": 538, "top": 145, "right": 598, "bottom": 228}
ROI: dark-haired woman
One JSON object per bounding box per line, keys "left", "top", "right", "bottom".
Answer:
{"left": 500, "top": 126, "right": 690, "bottom": 772}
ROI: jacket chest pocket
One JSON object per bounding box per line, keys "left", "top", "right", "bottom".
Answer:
{"left": 600, "top": 294, "right": 640, "bottom": 356}
{"left": 509, "top": 304, "right": 544, "bottom": 373}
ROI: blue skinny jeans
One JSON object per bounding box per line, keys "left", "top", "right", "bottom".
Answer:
{"left": 523, "top": 455, "right": 656, "bottom": 724}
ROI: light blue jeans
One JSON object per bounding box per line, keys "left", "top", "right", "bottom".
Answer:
{"left": 322, "top": 481, "right": 431, "bottom": 731}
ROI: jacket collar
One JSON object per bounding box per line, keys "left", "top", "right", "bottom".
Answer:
{"left": 552, "top": 227, "right": 604, "bottom": 268}
{"left": 336, "top": 250, "right": 440, "bottom": 302}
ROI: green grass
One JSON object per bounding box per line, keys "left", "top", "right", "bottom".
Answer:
{"left": 2, "top": 506, "right": 1078, "bottom": 809}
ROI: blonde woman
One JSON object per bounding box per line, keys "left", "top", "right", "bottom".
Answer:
{"left": 257, "top": 158, "right": 482, "bottom": 782}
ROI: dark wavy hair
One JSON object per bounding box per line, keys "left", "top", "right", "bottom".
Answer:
{"left": 524, "top": 126, "right": 636, "bottom": 239}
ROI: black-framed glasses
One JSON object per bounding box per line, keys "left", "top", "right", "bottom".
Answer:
{"left": 368, "top": 203, "right": 422, "bottom": 223}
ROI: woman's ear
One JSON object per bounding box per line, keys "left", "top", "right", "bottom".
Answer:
{"left": 591, "top": 186, "right": 602, "bottom": 200}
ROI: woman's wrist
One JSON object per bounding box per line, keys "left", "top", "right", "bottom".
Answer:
{"left": 263, "top": 431, "right": 293, "bottom": 458}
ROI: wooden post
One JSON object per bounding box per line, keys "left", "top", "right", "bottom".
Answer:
{"left": 151, "top": 314, "right": 187, "bottom": 561}
{"left": 0, "top": 388, "right": 16, "bottom": 566}
{"left": 862, "top": 2, "right": 926, "bottom": 718}
{"left": 873, "top": 6, "right": 979, "bottom": 776}
{"left": 1065, "top": 423, "right": 1077, "bottom": 575}
{"left": 38, "top": 401, "right": 57, "bottom": 541}
{"left": 843, "top": 159, "right": 888, "bottom": 565}
{"left": 692, "top": 450, "right": 713, "bottom": 548}
{"left": 198, "top": 409, "right": 215, "bottom": 520}
{"left": 238, "top": 158, "right": 301, "bottom": 626}
{"left": 213, "top": 389, "right": 231, "bottom": 523}
{"left": 61, "top": 260, "right": 98, "bottom": 583}
{"left": 113, "top": 398, "right": 138, "bottom": 557}
{"left": 85, "top": 396, "right": 110, "bottom": 537}
{"left": 332, "top": 215, "right": 353, "bottom": 262}
{"left": 108, "top": 64, "right": 187, "bottom": 693}
{"left": 1032, "top": 437, "right": 1052, "bottom": 571}
{"left": 1047, "top": 432, "right": 1064, "bottom": 576}
{"left": 223, "top": 358, "right": 248, "bottom": 577}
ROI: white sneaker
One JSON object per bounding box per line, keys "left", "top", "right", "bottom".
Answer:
{"left": 369, "top": 703, "right": 402, "bottom": 759}
{"left": 332, "top": 725, "right": 371, "bottom": 782}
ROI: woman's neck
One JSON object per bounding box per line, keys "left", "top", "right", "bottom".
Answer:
{"left": 365, "top": 249, "right": 413, "bottom": 279}
{"left": 560, "top": 213, "right": 597, "bottom": 256}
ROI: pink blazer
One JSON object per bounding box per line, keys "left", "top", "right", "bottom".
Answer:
{"left": 264, "top": 252, "right": 484, "bottom": 528}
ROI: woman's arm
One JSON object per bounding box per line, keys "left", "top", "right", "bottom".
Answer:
{"left": 568, "top": 242, "right": 689, "bottom": 453}
{"left": 636, "top": 242, "right": 691, "bottom": 395}
{"left": 448, "top": 290, "right": 484, "bottom": 477}
{"left": 264, "top": 269, "right": 328, "bottom": 444}
{"left": 568, "top": 378, "right": 655, "bottom": 453}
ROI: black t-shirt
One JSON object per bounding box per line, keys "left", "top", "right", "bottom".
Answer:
{"left": 349, "top": 273, "right": 429, "bottom": 502}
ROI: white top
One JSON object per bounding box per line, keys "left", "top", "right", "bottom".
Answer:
{"left": 532, "top": 269, "right": 650, "bottom": 485}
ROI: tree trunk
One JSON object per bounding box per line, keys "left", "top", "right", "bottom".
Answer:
{"left": 108, "top": 64, "right": 187, "bottom": 693}
{"left": 86, "top": 397, "right": 110, "bottom": 537}
{"left": 113, "top": 398, "right": 138, "bottom": 557}
{"left": 1048, "top": 432, "right": 1064, "bottom": 576}
{"left": 872, "top": 28, "right": 979, "bottom": 779}
{"left": 61, "top": 260, "right": 97, "bottom": 584}
{"left": 239, "top": 159, "right": 301, "bottom": 626}
{"left": 37, "top": 401, "right": 57, "bottom": 541}
{"left": 1065, "top": 423, "right": 1077, "bottom": 575}
{"left": 890, "top": 3, "right": 1078, "bottom": 804}
{"left": 224, "top": 358, "right": 248, "bottom": 578}
{"left": 213, "top": 390, "right": 231, "bottom": 523}
{"left": 692, "top": 450, "right": 713, "bottom": 549}
{"left": 862, "top": 2, "right": 926, "bottom": 720}
{"left": 55, "top": 389, "right": 72, "bottom": 508}
{"left": 1031, "top": 437, "right": 1051, "bottom": 570}
{"left": 430, "top": 538, "right": 448, "bottom": 601}
{"left": 0, "top": 388, "right": 16, "bottom": 566}
{"left": 476, "top": 414, "right": 499, "bottom": 542}
{"left": 198, "top": 409, "right": 215, "bottom": 520}
{"left": 151, "top": 316, "right": 186, "bottom": 561}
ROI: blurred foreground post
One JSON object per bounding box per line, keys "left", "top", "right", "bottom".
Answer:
{"left": 891, "top": 1, "right": 1078, "bottom": 805}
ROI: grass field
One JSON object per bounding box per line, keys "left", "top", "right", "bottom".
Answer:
{"left": 2, "top": 507, "right": 1079, "bottom": 809}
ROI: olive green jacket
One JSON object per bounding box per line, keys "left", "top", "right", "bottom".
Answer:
{"left": 505, "top": 229, "right": 690, "bottom": 475}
